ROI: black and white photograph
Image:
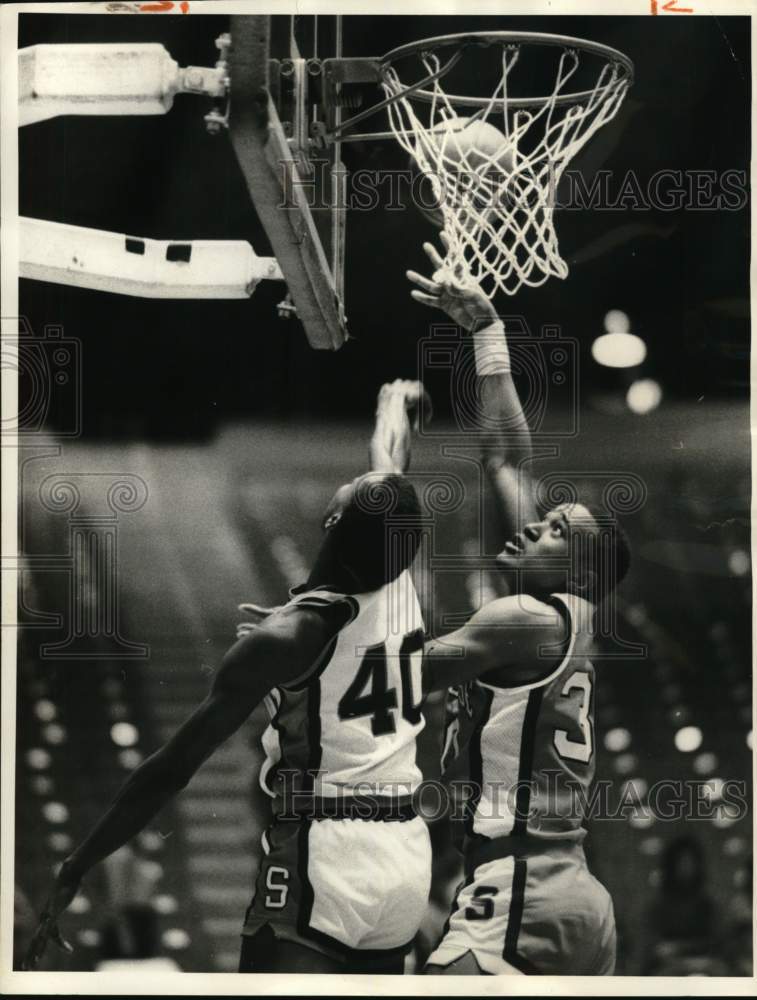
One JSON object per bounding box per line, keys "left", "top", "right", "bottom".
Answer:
{"left": 1, "top": 0, "right": 753, "bottom": 992}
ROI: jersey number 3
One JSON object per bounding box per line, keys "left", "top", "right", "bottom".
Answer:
{"left": 553, "top": 671, "right": 593, "bottom": 764}
{"left": 338, "top": 630, "right": 424, "bottom": 736}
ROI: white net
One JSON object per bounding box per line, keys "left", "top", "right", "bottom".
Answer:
{"left": 382, "top": 43, "right": 631, "bottom": 297}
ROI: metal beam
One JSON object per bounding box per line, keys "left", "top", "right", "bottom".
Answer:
{"left": 19, "top": 217, "right": 282, "bottom": 299}
{"left": 18, "top": 43, "right": 225, "bottom": 126}
{"left": 227, "top": 15, "right": 347, "bottom": 351}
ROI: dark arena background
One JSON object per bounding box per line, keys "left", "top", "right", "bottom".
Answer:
{"left": 13, "top": 10, "right": 752, "bottom": 976}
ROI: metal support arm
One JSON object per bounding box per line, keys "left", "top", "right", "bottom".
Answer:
{"left": 19, "top": 217, "right": 283, "bottom": 299}
{"left": 18, "top": 43, "right": 226, "bottom": 126}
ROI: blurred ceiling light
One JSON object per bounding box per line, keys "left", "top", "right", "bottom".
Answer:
{"left": 26, "top": 748, "right": 51, "bottom": 770}
{"left": 592, "top": 332, "right": 647, "bottom": 368}
{"left": 43, "top": 723, "right": 67, "bottom": 745}
{"left": 162, "top": 928, "right": 191, "bottom": 950}
{"left": 153, "top": 894, "right": 178, "bottom": 915}
{"left": 43, "top": 801, "right": 69, "bottom": 824}
{"left": 626, "top": 378, "right": 662, "bottom": 414}
{"left": 724, "top": 836, "right": 747, "bottom": 856}
{"left": 34, "top": 699, "right": 57, "bottom": 722}
{"left": 603, "top": 309, "right": 631, "bottom": 334}
{"left": 604, "top": 728, "right": 632, "bottom": 753}
{"left": 101, "top": 677, "right": 123, "bottom": 698}
{"left": 119, "top": 748, "right": 143, "bottom": 769}
{"left": 639, "top": 837, "right": 663, "bottom": 856}
{"left": 47, "top": 831, "right": 72, "bottom": 852}
{"left": 69, "top": 894, "right": 91, "bottom": 915}
{"left": 712, "top": 808, "right": 738, "bottom": 830}
{"left": 32, "top": 776, "right": 54, "bottom": 796}
{"left": 693, "top": 752, "right": 718, "bottom": 776}
{"left": 139, "top": 830, "right": 164, "bottom": 853}
{"left": 629, "top": 810, "right": 655, "bottom": 830}
{"left": 702, "top": 777, "right": 725, "bottom": 803}
{"left": 728, "top": 549, "right": 750, "bottom": 577}
{"left": 110, "top": 722, "right": 139, "bottom": 747}
{"left": 77, "top": 929, "right": 101, "bottom": 948}
{"left": 613, "top": 752, "right": 638, "bottom": 775}
{"left": 674, "top": 725, "right": 703, "bottom": 752}
{"left": 625, "top": 604, "right": 648, "bottom": 626}
{"left": 621, "top": 777, "right": 649, "bottom": 800}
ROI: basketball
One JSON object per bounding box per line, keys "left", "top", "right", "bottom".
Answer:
{"left": 432, "top": 116, "right": 515, "bottom": 176}
{"left": 409, "top": 116, "right": 515, "bottom": 229}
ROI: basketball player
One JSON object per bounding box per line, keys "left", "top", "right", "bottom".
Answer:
{"left": 24, "top": 381, "right": 432, "bottom": 975}
{"left": 406, "top": 239, "right": 631, "bottom": 975}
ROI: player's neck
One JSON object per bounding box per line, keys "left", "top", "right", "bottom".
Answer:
{"left": 306, "top": 544, "right": 354, "bottom": 593}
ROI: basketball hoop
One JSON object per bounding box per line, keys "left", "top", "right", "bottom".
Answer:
{"left": 379, "top": 32, "right": 634, "bottom": 297}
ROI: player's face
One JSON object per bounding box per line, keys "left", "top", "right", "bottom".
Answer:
{"left": 496, "top": 503, "right": 600, "bottom": 594}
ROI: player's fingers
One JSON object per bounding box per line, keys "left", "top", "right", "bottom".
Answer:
{"left": 406, "top": 269, "right": 441, "bottom": 295}
{"left": 21, "top": 948, "right": 42, "bottom": 971}
{"left": 422, "top": 241, "right": 445, "bottom": 270}
{"left": 438, "top": 230, "right": 451, "bottom": 251}
{"left": 406, "top": 381, "right": 432, "bottom": 429}
{"left": 23, "top": 927, "right": 48, "bottom": 970}
{"left": 410, "top": 289, "right": 440, "bottom": 308}
{"left": 399, "top": 380, "right": 420, "bottom": 409}
{"left": 376, "top": 384, "right": 394, "bottom": 409}
{"left": 237, "top": 603, "right": 274, "bottom": 618}
{"left": 21, "top": 942, "right": 39, "bottom": 970}
{"left": 51, "top": 925, "right": 73, "bottom": 954}
{"left": 422, "top": 387, "right": 434, "bottom": 423}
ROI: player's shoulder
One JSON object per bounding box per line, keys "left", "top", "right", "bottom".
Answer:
{"left": 267, "top": 592, "right": 355, "bottom": 637}
{"left": 284, "top": 584, "right": 358, "bottom": 624}
{"left": 472, "top": 593, "right": 564, "bottom": 635}
{"left": 287, "top": 583, "right": 351, "bottom": 606}
{"left": 224, "top": 596, "right": 350, "bottom": 689}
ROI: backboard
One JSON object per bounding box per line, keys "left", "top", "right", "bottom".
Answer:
{"left": 228, "top": 15, "right": 347, "bottom": 350}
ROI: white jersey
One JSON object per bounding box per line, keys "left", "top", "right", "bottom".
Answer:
{"left": 260, "top": 569, "right": 425, "bottom": 801}
{"left": 442, "top": 593, "right": 597, "bottom": 843}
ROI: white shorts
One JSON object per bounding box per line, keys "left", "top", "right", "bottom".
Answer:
{"left": 245, "top": 814, "right": 432, "bottom": 957}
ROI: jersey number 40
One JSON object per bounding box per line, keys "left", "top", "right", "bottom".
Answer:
{"left": 338, "top": 629, "right": 424, "bottom": 736}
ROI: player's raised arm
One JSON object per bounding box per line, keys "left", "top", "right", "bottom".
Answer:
{"left": 421, "top": 594, "right": 564, "bottom": 695}
{"left": 368, "top": 378, "right": 431, "bottom": 474}
{"left": 408, "top": 238, "right": 537, "bottom": 537}
{"left": 236, "top": 380, "right": 431, "bottom": 639}
{"left": 23, "top": 607, "right": 340, "bottom": 970}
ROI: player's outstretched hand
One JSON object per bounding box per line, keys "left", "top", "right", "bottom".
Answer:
{"left": 236, "top": 603, "right": 280, "bottom": 640}
{"left": 376, "top": 379, "right": 432, "bottom": 431}
{"left": 23, "top": 864, "right": 79, "bottom": 969}
{"left": 407, "top": 234, "right": 499, "bottom": 332}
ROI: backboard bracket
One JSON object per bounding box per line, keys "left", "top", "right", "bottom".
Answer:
{"left": 228, "top": 15, "right": 347, "bottom": 351}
